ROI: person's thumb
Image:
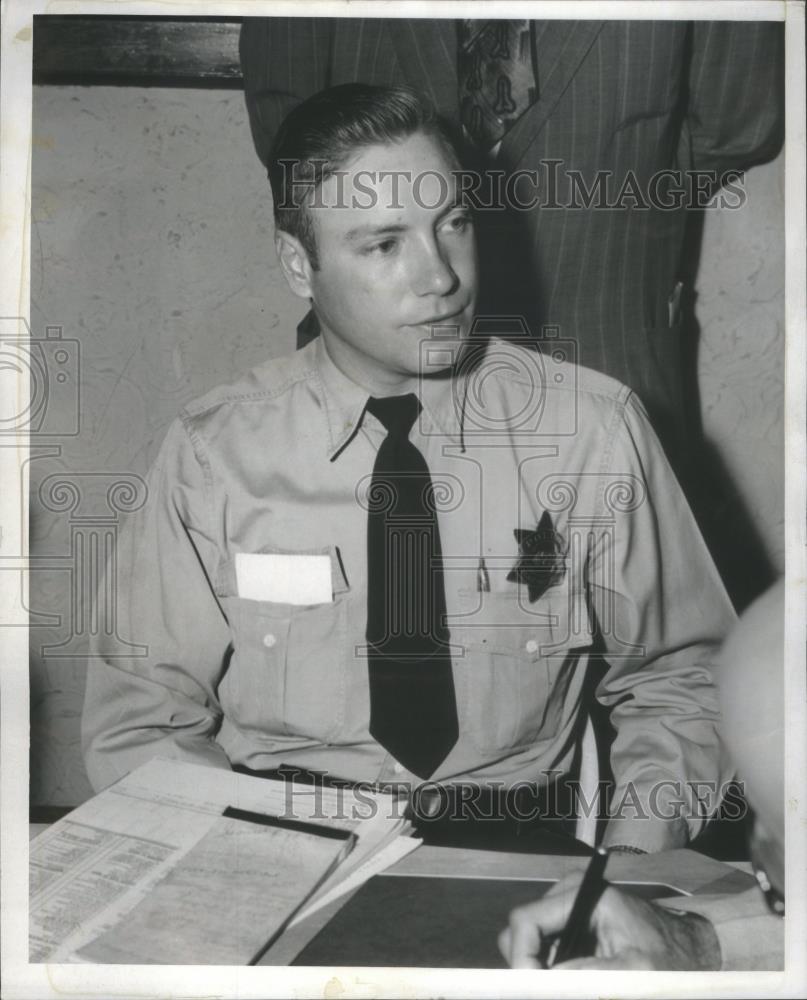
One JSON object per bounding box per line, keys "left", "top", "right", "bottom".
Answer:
{"left": 501, "top": 876, "right": 585, "bottom": 968}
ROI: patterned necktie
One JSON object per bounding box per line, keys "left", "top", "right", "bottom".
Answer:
{"left": 364, "top": 394, "right": 458, "bottom": 779}
{"left": 458, "top": 20, "right": 538, "bottom": 150}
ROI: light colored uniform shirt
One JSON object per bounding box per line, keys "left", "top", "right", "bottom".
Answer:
{"left": 82, "top": 335, "right": 735, "bottom": 852}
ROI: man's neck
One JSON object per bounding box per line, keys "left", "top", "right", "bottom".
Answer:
{"left": 319, "top": 330, "right": 422, "bottom": 399}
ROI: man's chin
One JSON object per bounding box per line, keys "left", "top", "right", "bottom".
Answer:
{"left": 404, "top": 318, "right": 473, "bottom": 376}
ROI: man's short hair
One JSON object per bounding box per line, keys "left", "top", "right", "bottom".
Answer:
{"left": 269, "top": 83, "right": 461, "bottom": 268}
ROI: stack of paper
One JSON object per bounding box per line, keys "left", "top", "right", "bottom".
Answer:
{"left": 29, "top": 757, "right": 418, "bottom": 964}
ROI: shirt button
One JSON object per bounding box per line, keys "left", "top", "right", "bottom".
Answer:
{"left": 525, "top": 639, "right": 538, "bottom": 654}
{"left": 393, "top": 762, "right": 405, "bottom": 774}
{"left": 262, "top": 633, "right": 276, "bottom": 648}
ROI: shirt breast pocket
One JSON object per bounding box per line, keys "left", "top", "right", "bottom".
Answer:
{"left": 216, "top": 550, "right": 349, "bottom": 744}
{"left": 452, "top": 588, "right": 592, "bottom": 755}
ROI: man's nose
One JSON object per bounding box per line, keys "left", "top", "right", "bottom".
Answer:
{"left": 412, "top": 240, "right": 459, "bottom": 297}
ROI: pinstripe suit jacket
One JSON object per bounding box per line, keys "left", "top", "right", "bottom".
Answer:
{"left": 240, "top": 19, "right": 783, "bottom": 454}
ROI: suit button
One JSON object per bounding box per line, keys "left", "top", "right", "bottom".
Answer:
{"left": 262, "top": 633, "right": 276, "bottom": 648}
{"left": 525, "top": 639, "right": 538, "bottom": 654}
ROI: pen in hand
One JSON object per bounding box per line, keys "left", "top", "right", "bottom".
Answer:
{"left": 544, "top": 846, "right": 610, "bottom": 968}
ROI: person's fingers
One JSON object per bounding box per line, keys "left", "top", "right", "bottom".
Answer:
{"left": 502, "top": 875, "right": 681, "bottom": 971}
{"left": 552, "top": 957, "right": 603, "bottom": 969}
{"left": 497, "top": 927, "right": 513, "bottom": 964}
{"left": 498, "top": 926, "right": 540, "bottom": 969}
{"left": 556, "top": 950, "right": 655, "bottom": 971}
{"left": 502, "top": 882, "right": 582, "bottom": 969}
{"left": 505, "top": 908, "right": 543, "bottom": 968}
{"left": 510, "top": 877, "right": 584, "bottom": 931}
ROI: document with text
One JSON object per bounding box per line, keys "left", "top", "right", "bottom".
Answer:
{"left": 29, "top": 758, "right": 414, "bottom": 964}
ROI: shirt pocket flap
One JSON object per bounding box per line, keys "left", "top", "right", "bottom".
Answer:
{"left": 452, "top": 580, "right": 592, "bottom": 658}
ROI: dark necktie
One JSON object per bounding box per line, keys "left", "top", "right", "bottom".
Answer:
{"left": 364, "top": 394, "right": 458, "bottom": 779}
{"left": 458, "top": 20, "right": 538, "bottom": 150}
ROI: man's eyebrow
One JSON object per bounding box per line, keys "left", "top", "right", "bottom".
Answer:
{"left": 343, "top": 200, "right": 469, "bottom": 242}
{"left": 344, "top": 223, "right": 408, "bottom": 243}
{"left": 436, "top": 196, "right": 470, "bottom": 219}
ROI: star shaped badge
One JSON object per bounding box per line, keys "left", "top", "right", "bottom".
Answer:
{"left": 506, "top": 510, "right": 566, "bottom": 602}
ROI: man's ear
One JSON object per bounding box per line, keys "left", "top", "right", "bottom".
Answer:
{"left": 275, "top": 230, "right": 314, "bottom": 300}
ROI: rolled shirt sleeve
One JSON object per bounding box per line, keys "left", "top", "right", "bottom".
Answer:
{"left": 659, "top": 888, "right": 784, "bottom": 971}
{"left": 82, "top": 417, "right": 233, "bottom": 792}
{"left": 593, "top": 392, "right": 736, "bottom": 852}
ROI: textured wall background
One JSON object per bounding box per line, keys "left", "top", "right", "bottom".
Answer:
{"left": 29, "top": 84, "right": 784, "bottom": 806}
{"left": 693, "top": 158, "right": 785, "bottom": 600}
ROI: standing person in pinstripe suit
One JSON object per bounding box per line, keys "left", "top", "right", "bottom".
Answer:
{"left": 239, "top": 17, "right": 783, "bottom": 465}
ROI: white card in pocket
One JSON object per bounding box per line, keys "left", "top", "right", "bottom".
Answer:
{"left": 235, "top": 553, "right": 333, "bottom": 605}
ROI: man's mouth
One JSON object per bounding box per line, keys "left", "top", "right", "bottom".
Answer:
{"left": 412, "top": 307, "right": 466, "bottom": 327}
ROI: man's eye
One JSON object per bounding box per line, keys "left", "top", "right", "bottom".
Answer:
{"left": 364, "top": 238, "right": 399, "bottom": 256}
{"left": 443, "top": 212, "right": 473, "bottom": 234}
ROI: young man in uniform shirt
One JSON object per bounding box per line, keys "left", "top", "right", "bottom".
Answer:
{"left": 82, "top": 84, "right": 735, "bottom": 854}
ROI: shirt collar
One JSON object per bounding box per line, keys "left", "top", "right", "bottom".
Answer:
{"left": 418, "top": 370, "right": 466, "bottom": 449}
{"left": 312, "top": 334, "right": 466, "bottom": 460}
{"left": 312, "top": 335, "right": 370, "bottom": 459}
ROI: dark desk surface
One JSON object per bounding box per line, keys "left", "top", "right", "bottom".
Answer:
{"left": 257, "top": 844, "right": 755, "bottom": 966}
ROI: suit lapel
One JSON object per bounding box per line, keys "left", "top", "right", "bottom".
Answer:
{"left": 500, "top": 20, "right": 605, "bottom": 165}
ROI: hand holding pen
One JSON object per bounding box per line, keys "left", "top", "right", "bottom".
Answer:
{"left": 543, "top": 846, "right": 609, "bottom": 966}
{"left": 498, "top": 846, "right": 721, "bottom": 970}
